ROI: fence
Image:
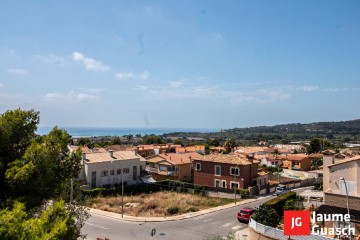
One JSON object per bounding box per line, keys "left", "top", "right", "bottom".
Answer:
{"left": 249, "top": 218, "right": 335, "bottom": 240}
{"left": 268, "top": 173, "right": 321, "bottom": 188}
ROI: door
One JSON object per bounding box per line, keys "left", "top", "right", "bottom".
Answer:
{"left": 91, "top": 171, "right": 96, "bottom": 188}
{"left": 133, "top": 166, "right": 137, "bottom": 181}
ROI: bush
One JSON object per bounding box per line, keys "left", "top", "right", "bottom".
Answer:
{"left": 283, "top": 199, "right": 304, "bottom": 210}
{"left": 237, "top": 189, "right": 250, "bottom": 199}
{"left": 167, "top": 206, "right": 180, "bottom": 215}
{"left": 263, "top": 191, "right": 296, "bottom": 216}
{"left": 252, "top": 204, "right": 280, "bottom": 228}
{"left": 313, "top": 181, "right": 323, "bottom": 191}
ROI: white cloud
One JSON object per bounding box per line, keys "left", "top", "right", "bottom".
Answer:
{"left": 42, "top": 91, "right": 99, "bottom": 103}
{"left": 72, "top": 52, "right": 109, "bottom": 72}
{"left": 135, "top": 78, "right": 293, "bottom": 104}
{"left": 297, "top": 85, "right": 319, "bottom": 92}
{"left": 323, "top": 87, "right": 349, "bottom": 92}
{"left": 115, "top": 70, "right": 150, "bottom": 80}
{"left": 35, "top": 54, "right": 68, "bottom": 65}
{"left": 209, "top": 32, "right": 224, "bottom": 43}
{"left": 7, "top": 68, "right": 29, "bottom": 75}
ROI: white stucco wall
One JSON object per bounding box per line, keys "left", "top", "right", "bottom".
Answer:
{"left": 84, "top": 159, "right": 146, "bottom": 188}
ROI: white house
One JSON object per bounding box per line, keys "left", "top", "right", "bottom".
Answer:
{"left": 80, "top": 150, "right": 146, "bottom": 188}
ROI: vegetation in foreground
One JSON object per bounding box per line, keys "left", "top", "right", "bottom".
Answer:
{"left": 92, "top": 191, "right": 234, "bottom": 217}
{"left": 0, "top": 109, "right": 89, "bottom": 239}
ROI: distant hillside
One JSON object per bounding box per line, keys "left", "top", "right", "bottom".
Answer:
{"left": 162, "top": 119, "right": 360, "bottom": 143}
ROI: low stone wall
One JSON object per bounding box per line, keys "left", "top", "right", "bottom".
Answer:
{"left": 325, "top": 192, "right": 360, "bottom": 212}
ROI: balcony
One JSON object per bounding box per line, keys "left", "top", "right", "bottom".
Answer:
{"left": 145, "top": 166, "right": 159, "bottom": 173}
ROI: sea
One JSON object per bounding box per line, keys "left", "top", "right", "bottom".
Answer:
{"left": 36, "top": 127, "right": 218, "bottom": 137}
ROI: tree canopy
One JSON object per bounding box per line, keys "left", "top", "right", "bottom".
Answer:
{"left": 0, "top": 109, "right": 87, "bottom": 239}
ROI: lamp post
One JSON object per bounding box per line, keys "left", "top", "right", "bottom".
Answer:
{"left": 112, "top": 159, "right": 124, "bottom": 218}
{"left": 340, "top": 177, "right": 352, "bottom": 240}
{"left": 121, "top": 169, "right": 124, "bottom": 218}
{"left": 233, "top": 164, "right": 240, "bottom": 205}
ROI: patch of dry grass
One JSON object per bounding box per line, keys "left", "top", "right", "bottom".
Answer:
{"left": 92, "top": 191, "right": 234, "bottom": 217}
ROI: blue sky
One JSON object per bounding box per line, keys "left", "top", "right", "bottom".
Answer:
{"left": 1, "top": 1, "right": 360, "bottom": 129}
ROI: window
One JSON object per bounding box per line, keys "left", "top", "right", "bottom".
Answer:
{"left": 110, "top": 170, "right": 114, "bottom": 176}
{"left": 160, "top": 165, "right": 168, "bottom": 171}
{"left": 215, "top": 165, "right": 221, "bottom": 176}
{"left": 117, "top": 169, "right": 121, "bottom": 174}
{"left": 230, "top": 167, "right": 240, "bottom": 176}
{"left": 175, "top": 166, "right": 180, "bottom": 173}
{"left": 222, "top": 180, "right": 227, "bottom": 188}
{"left": 101, "top": 170, "right": 108, "bottom": 177}
{"left": 230, "top": 181, "right": 239, "bottom": 189}
{"left": 340, "top": 180, "right": 355, "bottom": 196}
{"left": 195, "top": 163, "right": 201, "bottom": 171}
{"left": 123, "top": 168, "right": 130, "bottom": 174}
{"left": 214, "top": 179, "right": 220, "bottom": 188}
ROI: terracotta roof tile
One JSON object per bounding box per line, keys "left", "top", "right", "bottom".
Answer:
{"left": 193, "top": 154, "right": 253, "bottom": 165}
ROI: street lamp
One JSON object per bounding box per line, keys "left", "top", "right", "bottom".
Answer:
{"left": 111, "top": 159, "right": 125, "bottom": 218}
{"left": 233, "top": 164, "right": 240, "bottom": 205}
{"left": 340, "top": 177, "right": 352, "bottom": 240}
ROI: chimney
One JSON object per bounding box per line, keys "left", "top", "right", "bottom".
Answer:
{"left": 82, "top": 153, "right": 86, "bottom": 161}
{"left": 109, "top": 150, "right": 114, "bottom": 158}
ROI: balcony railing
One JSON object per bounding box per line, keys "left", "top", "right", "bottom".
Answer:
{"left": 145, "top": 166, "right": 159, "bottom": 173}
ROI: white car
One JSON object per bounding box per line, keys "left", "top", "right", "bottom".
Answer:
{"left": 275, "top": 184, "right": 290, "bottom": 196}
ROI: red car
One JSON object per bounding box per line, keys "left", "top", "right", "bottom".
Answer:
{"left": 237, "top": 207, "right": 255, "bottom": 223}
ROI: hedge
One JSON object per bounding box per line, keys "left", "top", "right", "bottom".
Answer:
{"left": 263, "top": 191, "right": 297, "bottom": 216}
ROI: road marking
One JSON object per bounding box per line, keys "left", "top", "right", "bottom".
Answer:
{"left": 221, "top": 222, "right": 232, "bottom": 228}
{"left": 231, "top": 225, "right": 241, "bottom": 230}
{"left": 85, "top": 222, "right": 108, "bottom": 230}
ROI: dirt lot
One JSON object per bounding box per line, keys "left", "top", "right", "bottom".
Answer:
{"left": 91, "top": 191, "right": 234, "bottom": 217}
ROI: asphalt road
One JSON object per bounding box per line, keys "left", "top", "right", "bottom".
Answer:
{"left": 83, "top": 187, "right": 311, "bottom": 240}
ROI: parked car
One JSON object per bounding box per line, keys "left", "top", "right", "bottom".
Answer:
{"left": 237, "top": 207, "right": 255, "bottom": 223}
{"left": 275, "top": 184, "right": 290, "bottom": 196}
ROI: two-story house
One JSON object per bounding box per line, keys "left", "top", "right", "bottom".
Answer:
{"left": 320, "top": 151, "right": 360, "bottom": 237}
{"left": 278, "top": 154, "right": 312, "bottom": 171}
{"left": 145, "top": 152, "right": 201, "bottom": 182}
{"left": 80, "top": 150, "right": 146, "bottom": 188}
{"left": 192, "top": 154, "right": 260, "bottom": 190}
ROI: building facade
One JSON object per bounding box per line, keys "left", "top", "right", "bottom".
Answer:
{"left": 192, "top": 154, "right": 260, "bottom": 190}
{"left": 81, "top": 150, "right": 146, "bottom": 188}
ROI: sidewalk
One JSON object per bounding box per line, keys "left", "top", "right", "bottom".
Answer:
{"left": 89, "top": 194, "right": 274, "bottom": 223}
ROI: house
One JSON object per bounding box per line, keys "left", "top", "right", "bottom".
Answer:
{"left": 145, "top": 152, "right": 201, "bottom": 182}
{"left": 319, "top": 151, "right": 360, "bottom": 235}
{"left": 256, "top": 154, "right": 282, "bottom": 167}
{"left": 175, "top": 145, "right": 205, "bottom": 154}
{"left": 209, "top": 146, "right": 226, "bottom": 153}
{"left": 80, "top": 150, "right": 146, "bottom": 188}
{"left": 134, "top": 144, "right": 181, "bottom": 158}
{"left": 192, "top": 154, "right": 260, "bottom": 190}
{"left": 278, "top": 154, "right": 312, "bottom": 171}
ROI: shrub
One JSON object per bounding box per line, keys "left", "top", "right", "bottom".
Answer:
{"left": 313, "top": 181, "right": 323, "bottom": 191}
{"left": 187, "top": 207, "right": 199, "bottom": 212}
{"left": 283, "top": 199, "right": 304, "bottom": 210}
{"left": 252, "top": 204, "right": 280, "bottom": 228}
{"left": 238, "top": 189, "right": 250, "bottom": 199}
{"left": 263, "top": 191, "right": 296, "bottom": 216}
{"left": 167, "top": 206, "right": 180, "bottom": 215}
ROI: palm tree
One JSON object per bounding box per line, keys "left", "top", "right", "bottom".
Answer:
{"left": 223, "top": 138, "right": 236, "bottom": 153}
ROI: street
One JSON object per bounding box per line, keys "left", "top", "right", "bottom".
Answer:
{"left": 83, "top": 187, "right": 311, "bottom": 240}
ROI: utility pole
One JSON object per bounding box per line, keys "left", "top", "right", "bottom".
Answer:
{"left": 122, "top": 169, "right": 124, "bottom": 218}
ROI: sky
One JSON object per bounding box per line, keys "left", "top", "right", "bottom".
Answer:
{"left": 1, "top": 1, "right": 360, "bottom": 129}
